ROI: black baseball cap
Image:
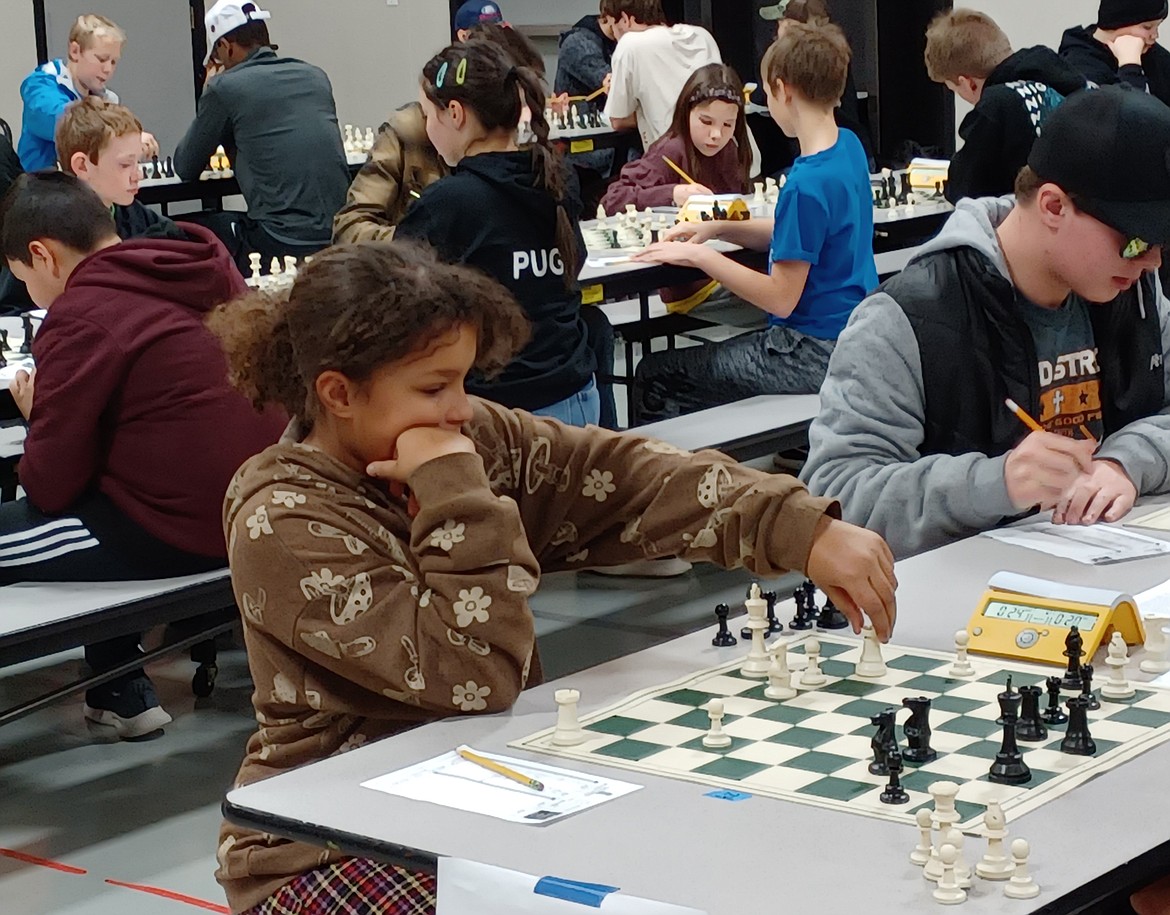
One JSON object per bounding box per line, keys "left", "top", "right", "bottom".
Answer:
{"left": 1029, "top": 86, "right": 1170, "bottom": 249}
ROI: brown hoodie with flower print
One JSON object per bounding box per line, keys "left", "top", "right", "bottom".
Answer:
{"left": 216, "top": 397, "right": 836, "bottom": 912}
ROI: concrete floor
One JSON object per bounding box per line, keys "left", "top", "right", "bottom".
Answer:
{"left": 0, "top": 563, "right": 800, "bottom": 914}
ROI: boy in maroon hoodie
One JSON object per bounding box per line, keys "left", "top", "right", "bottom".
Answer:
{"left": 0, "top": 172, "right": 285, "bottom": 740}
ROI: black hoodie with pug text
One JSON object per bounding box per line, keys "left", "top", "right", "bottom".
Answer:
{"left": 395, "top": 150, "right": 593, "bottom": 412}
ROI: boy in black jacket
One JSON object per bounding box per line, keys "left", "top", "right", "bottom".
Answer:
{"left": 56, "top": 96, "right": 184, "bottom": 241}
{"left": 925, "top": 9, "right": 1088, "bottom": 203}
{"left": 1060, "top": 0, "right": 1170, "bottom": 103}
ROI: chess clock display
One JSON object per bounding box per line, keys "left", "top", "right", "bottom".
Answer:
{"left": 967, "top": 572, "right": 1146, "bottom": 666}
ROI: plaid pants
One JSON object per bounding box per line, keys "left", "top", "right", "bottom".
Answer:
{"left": 243, "top": 858, "right": 436, "bottom": 915}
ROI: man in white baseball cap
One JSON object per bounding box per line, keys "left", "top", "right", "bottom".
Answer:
{"left": 175, "top": 0, "right": 350, "bottom": 271}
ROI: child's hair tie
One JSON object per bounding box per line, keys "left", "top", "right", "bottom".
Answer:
{"left": 455, "top": 57, "right": 468, "bottom": 86}
{"left": 436, "top": 61, "right": 449, "bottom": 88}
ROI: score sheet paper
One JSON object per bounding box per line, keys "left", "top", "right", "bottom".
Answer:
{"left": 437, "top": 859, "right": 707, "bottom": 915}
{"left": 981, "top": 521, "right": 1170, "bottom": 564}
{"left": 361, "top": 748, "right": 640, "bottom": 825}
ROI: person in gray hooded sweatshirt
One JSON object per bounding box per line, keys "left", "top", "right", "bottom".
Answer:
{"left": 802, "top": 86, "right": 1170, "bottom": 559}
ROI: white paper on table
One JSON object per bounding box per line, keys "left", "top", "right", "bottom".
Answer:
{"left": 1136, "top": 578, "right": 1170, "bottom": 618}
{"left": 437, "top": 859, "right": 707, "bottom": 915}
{"left": 360, "top": 748, "right": 641, "bottom": 825}
{"left": 1126, "top": 504, "right": 1170, "bottom": 533}
{"left": 981, "top": 521, "right": 1170, "bottom": 564}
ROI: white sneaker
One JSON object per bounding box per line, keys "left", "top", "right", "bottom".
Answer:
{"left": 586, "top": 557, "right": 694, "bottom": 578}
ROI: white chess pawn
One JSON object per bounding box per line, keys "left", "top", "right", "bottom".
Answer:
{"left": 283, "top": 255, "right": 299, "bottom": 277}
{"left": 269, "top": 256, "right": 282, "bottom": 276}
{"left": 247, "top": 252, "right": 262, "bottom": 284}
{"left": 1142, "top": 620, "right": 1170, "bottom": 674}
{"left": 976, "top": 799, "right": 1013, "bottom": 880}
{"left": 764, "top": 640, "right": 796, "bottom": 700}
{"left": 570, "top": 103, "right": 578, "bottom": 126}
{"left": 625, "top": 203, "right": 637, "bottom": 217}
{"left": 798, "top": 637, "right": 827, "bottom": 687}
{"left": 933, "top": 844, "right": 967, "bottom": 905}
{"left": 1003, "top": 838, "right": 1040, "bottom": 899}
{"left": 948, "top": 629, "right": 975, "bottom": 677}
{"left": 364, "top": 126, "right": 375, "bottom": 152}
{"left": 943, "top": 828, "right": 973, "bottom": 889}
{"left": 595, "top": 203, "right": 607, "bottom": 222}
{"left": 702, "top": 698, "right": 732, "bottom": 748}
{"left": 910, "top": 806, "right": 933, "bottom": 866}
{"left": 551, "top": 687, "right": 586, "bottom": 746}
{"left": 342, "top": 124, "right": 355, "bottom": 154}
{"left": 855, "top": 623, "right": 887, "bottom": 678}
{"left": 1102, "top": 631, "right": 1136, "bottom": 699}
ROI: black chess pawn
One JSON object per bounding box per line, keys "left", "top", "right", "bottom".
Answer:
{"left": 1042, "top": 675, "right": 1069, "bottom": 725}
{"left": 151, "top": 154, "right": 162, "bottom": 180}
{"left": 880, "top": 747, "right": 910, "bottom": 805}
{"left": 712, "top": 603, "right": 737, "bottom": 647}
{"left": 1080, "top": 663, "right": 1100, "bottom": 710}
{"left": 1015, "top": 685, "right": 1048, "bottom": 742}
{"left": 869, "top": 707, "right": 897, "bottom": 776}
{"left": 901, "top": 696, "right": 937, "bottom": 763}
{"left": 1060, "top": 695, "right": 1097, "bottom": 755}
{"left": 989, "top": 678, "right": 1032, "bottom": 784}
{"left": 164, "top": 155, "right": 175, "bottom": 178}
{"left": 20, "top": 314, "right": 33, "bottom": 355}
{"left": 816, "top": 598, "right": 849, "bottom": 630}
{"left": 1062, "top": 626, "right": 1085, "bottom": 690}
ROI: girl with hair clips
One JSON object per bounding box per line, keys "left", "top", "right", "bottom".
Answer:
{"left": 208, "top": 240, "right": 897, "bottom": 915}
{"left": 395, "top": 39, "right": 598, "bottom": 427}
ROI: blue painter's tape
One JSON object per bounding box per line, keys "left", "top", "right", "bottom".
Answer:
{"left": 705, "top": 789, "right": 752, "bottom": 802}
{"left": 533, "top": 876, "right": 621, "bottom": 907}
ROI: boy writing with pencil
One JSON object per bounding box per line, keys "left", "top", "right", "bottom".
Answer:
{"left": 802, "top": 87, "right": 1170, "bottom": 559}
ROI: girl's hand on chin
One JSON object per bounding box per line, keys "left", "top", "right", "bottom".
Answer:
{"left": 366, "top": 427, "right": 475, "bottom": 481}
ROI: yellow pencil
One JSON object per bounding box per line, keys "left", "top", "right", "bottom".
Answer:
{"left": 566, "top": 86, "right": 608, "bottom": 103}
{"left": 457, "top": 747, "right": 545, "bottom": 792}
{"left": 1006, "top": 398, "right": 1097, "bottom": 443}
{"left": 1004, "top": 398, "right": 1045, "bottom": 434}
{"left": 662, "top": 155, "right": 697, "bottom": 185}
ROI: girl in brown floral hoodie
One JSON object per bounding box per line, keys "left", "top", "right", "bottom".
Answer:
{"left": 207, "top": 240, "right": 896, "bottom": 914}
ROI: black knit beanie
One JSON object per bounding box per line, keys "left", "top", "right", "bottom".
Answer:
{"left": 1098, "top": 0, "right": 1169, "bottom": 29}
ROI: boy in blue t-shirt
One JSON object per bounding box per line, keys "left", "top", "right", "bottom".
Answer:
{"left": 632, "top": 20, "right": 877, "bottom": 422}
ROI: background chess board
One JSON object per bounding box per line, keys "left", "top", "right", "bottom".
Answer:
{"left": 512, "top": 633, "right": 1170, "bottom": 830}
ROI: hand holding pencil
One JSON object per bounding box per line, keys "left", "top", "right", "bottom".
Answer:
{"left": 1003, "top": 399, "right": 1097, "bottom": 511}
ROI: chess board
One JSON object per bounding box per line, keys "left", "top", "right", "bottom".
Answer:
{"left": 511, "top": 633, "right": 1170, "bottom": 830}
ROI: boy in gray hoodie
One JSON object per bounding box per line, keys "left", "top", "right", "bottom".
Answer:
{"left": 803, "top": 87, "right": 1170, "bottom": 558}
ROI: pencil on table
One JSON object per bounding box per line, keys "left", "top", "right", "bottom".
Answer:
{"left": 662, "top": 155, "right": 697, "bottom": 185}
{"left": 457, "top": 747, "right": 545, "bottom": 792}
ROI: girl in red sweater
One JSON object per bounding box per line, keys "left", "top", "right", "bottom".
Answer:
{"left": 602, "top": 63, "right": 751, "bottom": 213}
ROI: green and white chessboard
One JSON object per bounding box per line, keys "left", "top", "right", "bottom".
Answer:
{"left": 511, "top": 633, "right": 1170, "bottom": 830}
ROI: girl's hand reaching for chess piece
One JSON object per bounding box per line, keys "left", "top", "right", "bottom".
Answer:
{"left": 661, "top": 219, "right": 723, "bottom": 245}
{"left": 805, "top": 516, "right": 897, "bottom": 641}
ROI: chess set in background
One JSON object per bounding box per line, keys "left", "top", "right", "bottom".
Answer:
{"left": 245, "top": 252, "right": 307, "bottom": 292}
{"left": 545, "top": 100, "right": 609, "bottom": 136}
{"left": 342, "top": 124, "right": 376, "bottom": 158}
{"left": 137, "top": 144, "right": 233, "bottom": 185}
{"left": 0, "top": 312, "right": 37, "bottom": 380}
{"left": 513, "top": 582, "right": 1170, "bottom": 840}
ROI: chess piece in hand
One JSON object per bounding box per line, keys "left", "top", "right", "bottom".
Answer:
{"left": 805, "top": 516, "right": 897, "bottom": 641}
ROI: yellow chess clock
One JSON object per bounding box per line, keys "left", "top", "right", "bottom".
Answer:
{"left": 966, "top": 572, "right": 1146, "bottom": 666}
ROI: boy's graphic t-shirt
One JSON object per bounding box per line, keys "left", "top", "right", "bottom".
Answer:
{"left": 1018, "top": 295, "right": 1105, "bottom": 440}
{"left": 768, "top": 128, "right": 878, "bottom": 340}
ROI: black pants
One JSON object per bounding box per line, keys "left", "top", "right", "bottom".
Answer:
{"left": 181, "top": 211, "right": 329, "bottom": 276}
{"left": 0, "top": 491, "right": 224, "bottom": 679}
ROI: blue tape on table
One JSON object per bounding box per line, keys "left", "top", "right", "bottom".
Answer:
{"left": 533, "top": 876, "right": 621, "bottom": 907}
{"left": 705, "top": 789, "right": 752, "bottom": 802}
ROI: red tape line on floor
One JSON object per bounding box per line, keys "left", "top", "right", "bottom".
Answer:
{"left": 0, "top": 847, "right": 87, "bottom": 874}
{"left": 105, "top": 878, "right": 231, "bottom": 913}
